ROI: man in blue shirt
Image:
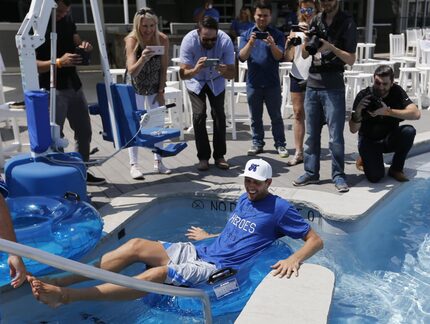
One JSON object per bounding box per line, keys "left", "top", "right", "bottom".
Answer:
{"left": 28, "top": 159, "right": 323, "bottom": 307}
{"left": 0, "top": 177, "right": 27, "bottom": 288}
{"left": 238, "top": 0, "right": 288, "bottom": 158}
{"left": 179, "top": 16, "right": 235, "bottom": 171}
{"left": 193, "top": 0, "right": 220, "bottom": 23}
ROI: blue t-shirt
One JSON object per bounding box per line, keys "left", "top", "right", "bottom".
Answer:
{"left": 239, "top": 25, "right": 285, "bottom": 88}
{"left": 180, "top": 29, "right": 235, "bottom": 96}
{"left": 196, "top": 193, "right": 310, "bottom": 269}
{"left": 231, "top": 20, "right": 254, "bottom": 37}
{"left": 0, "top": 176, "right": 8, "bottom": 198}
{"left": 193, "top": 7, "right": 220, "bottom": 22}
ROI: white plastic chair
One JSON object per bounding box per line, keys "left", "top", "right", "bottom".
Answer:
{"left": 0, "top": 56, "right": 27, "bottom": 166}
{"left": 406, "top": 29, "right": 418, "bottom": 56}
{"left": 389, "top": 33, "right": 416, "bottom": 67}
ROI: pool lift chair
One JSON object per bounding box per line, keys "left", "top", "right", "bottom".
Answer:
{"left": 5, "top": 0, "right": 186, "bottom": 201}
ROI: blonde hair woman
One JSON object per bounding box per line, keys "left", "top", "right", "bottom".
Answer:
{"left": 284, "top": 0, "right": 320, "bottom": 166}
{"left": 124, "top": 8, "right": 171, "bottom": 179}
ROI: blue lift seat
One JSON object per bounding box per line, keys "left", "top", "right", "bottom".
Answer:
{"left": 89, "top": 83, "right": 186, "bottom": 157}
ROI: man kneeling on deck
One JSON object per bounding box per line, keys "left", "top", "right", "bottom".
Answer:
{"left": 28, "top": 159, "right": 323, "bottom": 307}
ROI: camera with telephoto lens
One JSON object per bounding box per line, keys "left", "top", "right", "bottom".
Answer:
{"left": 364, "top": 95, "right": 384, "bottom": 112}
{"left": 288, "top": 36, "right": 302, "bottom": 47}
{"left": 305, "top": 26, "right": 327, "bottom": 55}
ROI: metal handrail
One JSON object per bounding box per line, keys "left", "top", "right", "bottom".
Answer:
{"left": 0, "top": 238, "right": 212, "bottom": 323}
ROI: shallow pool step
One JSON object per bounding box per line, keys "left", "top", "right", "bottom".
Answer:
{"left": 235, "top": 263, "right": 335, "bottom": 324}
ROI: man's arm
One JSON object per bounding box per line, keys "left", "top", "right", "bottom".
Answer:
{"left": 36, "top": 32, "right": 88, "bottom": 73}
{"left": 179, "top": 58, "right": 206, "bottom": 80}
{"left": 349, "top": 94, "right": 371, "bottom": 134}
{"left": 217, "top": 63, "right": 236, "bottom": 80}
{"left": 369, "top": 102, "right": 421, "bottom": 120}
{"left": 318, "top": 39, "right": 356, "bottom": 65}
{"left": 271, "top": 228, "right": 323, "bottom": 278}
{"left": 186, "top": 226, "right": 219, "bottom": 240}
{"left": 238, "top": 33, "right": 256, "bottom": 62}
{"left": 0, "top": 195, "right": 27, "bottom": 288}
{"left": 265, "top": 34, "right": 284, "bottom": 61}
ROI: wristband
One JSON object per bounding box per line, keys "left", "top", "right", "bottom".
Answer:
{"left": 56, "top": 58, "right": 62, "bottom": 69}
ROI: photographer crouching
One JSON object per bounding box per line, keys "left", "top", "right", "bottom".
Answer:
{"left": 349, "top": 65, "right": 421, "bottom": 183}
{"left": 292, "top": 0, "right": 357, "bottom": 193}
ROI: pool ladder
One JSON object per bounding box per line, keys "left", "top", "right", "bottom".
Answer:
{"left": 0, "top": 238, "right": 213, "bottom": 323}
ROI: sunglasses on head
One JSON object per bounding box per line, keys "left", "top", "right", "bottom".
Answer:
{"left": 300, "top": 7, "right": 314, "bottom": 14}
{"left": 137, "top": 8, "right": 154, "bottom": 15}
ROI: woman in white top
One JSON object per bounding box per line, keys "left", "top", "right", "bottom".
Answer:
{"left": 125, "top": 8, "right": 171, "bottom": 179}
{"left": 284, "top": 0, "right": 320, "bottom": 166}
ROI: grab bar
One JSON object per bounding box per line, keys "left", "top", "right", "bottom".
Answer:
{"left": 0, "top": 238, "right": 212, "bottom": 323}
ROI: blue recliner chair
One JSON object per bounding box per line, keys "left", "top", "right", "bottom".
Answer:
{"left": 89, "top": 83, "right": 187, "bottom": 157}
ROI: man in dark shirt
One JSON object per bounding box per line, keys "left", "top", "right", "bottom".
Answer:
{"left": 292, "top": 0, "right": 357, "bottom": 193}
{"left": 35, "top": 0, "right": 104, "bottom": 185}
{"left": 349, "top": 65, "right": 421, "bottom": 183}
{"left": 238, "top": 0, "right": 288, "bottom": 158}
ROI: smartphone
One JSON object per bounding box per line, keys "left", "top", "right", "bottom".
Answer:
{"left": 255, "top": 32, "right": 269, "bottom": 39}
{"left": 203, "top": 58, "right": 220, "bottom": 67}
{"left": 74, "top": 47, "right": 90, "bottom": 65}
{"left": 146, "top": 45, "right": 165, "bottom": 55}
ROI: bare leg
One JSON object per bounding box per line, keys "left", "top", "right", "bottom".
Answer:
{"left": 28, "top": 266, "right": 168, "bottom": 307}
{"left": 291, "top": 92, "right": 305, "bottom": 154}
{"left": 52, "top": 239, "right": 170, "bottom": 287}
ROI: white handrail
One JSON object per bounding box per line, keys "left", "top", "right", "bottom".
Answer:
{"left": 0, "top": 238, "right": 212, "bottom": 323}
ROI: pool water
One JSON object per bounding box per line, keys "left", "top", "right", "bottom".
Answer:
{"left": 2, "top": 177, "right": 430, "bottom": 323}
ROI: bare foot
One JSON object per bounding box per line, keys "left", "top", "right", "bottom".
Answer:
{"left": 27, "top": 275, "right": 67, "bottom": 308}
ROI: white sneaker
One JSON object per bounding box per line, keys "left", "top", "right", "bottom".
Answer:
{"left": 154, "top": 161, "right": 172, "bottom": 174}
{"left": 277, "top": 146, "right": 289, "bottom": 158}
{"left": 130, "top": 164, "right": 145, "bottom": 180}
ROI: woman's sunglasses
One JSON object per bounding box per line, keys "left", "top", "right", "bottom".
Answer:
{"left": 300, "top": 7, "right": 314, "bottom": 15}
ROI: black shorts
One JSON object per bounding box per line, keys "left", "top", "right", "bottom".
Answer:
{"left": 289, "top": 73, "right": 307, "bottom": 93}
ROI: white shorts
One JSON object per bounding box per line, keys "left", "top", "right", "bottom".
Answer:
{"left": 162, "top": 242, "right": 217, "bottom": 286}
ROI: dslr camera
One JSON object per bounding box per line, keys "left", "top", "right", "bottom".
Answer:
{"left": 365, "top": 95, "right": 384, "bottom": 112}
{"left": 288, "top": 36, "right": 302, "bottom": 47}
{"left": 305, "top": 26, "right": 327, "bottom": 55}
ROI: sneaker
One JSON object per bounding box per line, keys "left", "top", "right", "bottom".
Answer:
{"left": 197, "top": 160, "right": 209, "bottom": 171}
{"left": 292, "top": 174, "right": 319, "bottom": 186}
{"left": 86, "top": 172, "right": 106, "bottom": 185}
{"left": 9, "top": 101, "right": 25, "bottom": 109}
{"left": 277, "top": 146, "right": 289, "bottom": 158}
{"left": 287, "top": 152, "right": 303, "bottom": 166}
{"left": 154, "top": 161, "right": 172, "bottom": 174}
{"left": 388, "top": 168, "right": 409, "bottom": 182}
{"left": 334, "top": 177, "right": 349, "bottom": 193}
{"left": 215, "top": 158, "right": 230, "bottom": 170}
{"left": 130, "top": 164, "right": 145, "bottom": 180}
{"left": 247, "top": 146, "right": 264, "bottom": 156}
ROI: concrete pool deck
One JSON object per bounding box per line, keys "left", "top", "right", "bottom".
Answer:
{"left": 3, "top": 70, "right": 430, "bottom": 219}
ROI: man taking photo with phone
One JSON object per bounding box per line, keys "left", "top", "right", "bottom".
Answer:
{"left": 239, "top": 0, "right": 288, "bottom": 159}
{"left": 180, "top": 16, "right": 235, "bottom": 171}
{"left": 36, "top": 0, "right": 105, "bottom": 185}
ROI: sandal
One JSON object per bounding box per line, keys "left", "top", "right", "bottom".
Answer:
{"left": 287, "top": 152, "right": 304, "bottom": 166}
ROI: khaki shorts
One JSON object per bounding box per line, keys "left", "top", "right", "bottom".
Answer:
{"left": 162, "top": 242, "right": 217, "bottom": 286}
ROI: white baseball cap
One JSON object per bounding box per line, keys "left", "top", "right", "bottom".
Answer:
{"left": 239, "top": 159, "right": 272, "bottom": 181}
